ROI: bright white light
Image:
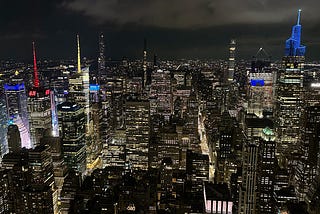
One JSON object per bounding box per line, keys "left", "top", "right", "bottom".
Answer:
{"left": 311, "top": 83, "right": 320, "bottom": 87}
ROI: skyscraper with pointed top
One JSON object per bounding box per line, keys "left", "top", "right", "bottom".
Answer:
{"left": 227, "top": 39, "right": 236, "bottom": 83}
{"left": 68, "top": 35, "right": 98, "bottom": 172}
{"left": 143, "top": 38, "right": 147, "bottom": 88}
{"left": 98, "top": 32, "right": 106, "bottom": 83}
{"left": 285, "top": 9, "right": 306, "bottom": 57}
{"left": 276, "top": 9, "right": 305, "bottom": 165}
{"left": 27, "top": 42, "right": 52, "bottom": 147}
{"left": 68, "top": 35, "right": 89, "bottom": 109}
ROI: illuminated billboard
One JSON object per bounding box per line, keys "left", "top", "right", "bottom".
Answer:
{"left": 90, "top": 84, "right": 100, "bottom": 91}
{"left": 250, "top": 79, "right": 264, "bottom": 86}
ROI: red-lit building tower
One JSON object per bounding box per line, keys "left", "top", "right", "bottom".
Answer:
{"left": 27, "top": 42, "right": 52, "bottom": 148}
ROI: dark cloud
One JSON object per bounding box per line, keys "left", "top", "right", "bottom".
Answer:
{"left": 0, "top": 0, "right": 319, "bottom": 61}
{"left": 63, "top": 0, "right": 319, "bottom": 28}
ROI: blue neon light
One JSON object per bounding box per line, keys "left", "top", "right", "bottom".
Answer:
{"left": 4, "top": 83, "right": 25, "bottom": 91}
{"left": 90, "top": 84, "right": 100, "bottom": 91}
{"left": 251, "top": 79, "right": 265, "bottom": 86}
{"left": 285, "top": 9, "right": 306, "bottom": 56}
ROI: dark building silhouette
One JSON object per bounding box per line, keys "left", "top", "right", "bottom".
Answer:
{"left": 7, "top": 124, "right": 21, "bottom": 153}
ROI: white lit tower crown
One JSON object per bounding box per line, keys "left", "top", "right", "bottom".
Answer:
{"left": 228, "top": 39, "right": 236, "bottom": 83}
{"left": 27, "top": 42, "right": 52, "bottom": 148}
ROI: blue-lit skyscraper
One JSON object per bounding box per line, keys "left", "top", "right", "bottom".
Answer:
{"left": 285, "top": 9, "right": 306, "bottom": 56}
{"left": 4, "top": 83, "right": 31, "bottom": 149}
{"left": 276, "top": 9, "right": 305, "bottom": 166}
{"left": 0, "top": 98, "right": 8, "bottom": 158}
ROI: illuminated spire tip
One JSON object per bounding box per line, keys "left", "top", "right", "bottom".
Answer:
{"left": 297, "top": 9, "right": 301, "bottom": 25}
{"left": 77, "top": 34, "right": 81, "bottom": 74}
{"left": 32, "top": 42, "right": 40, "bottom": 88}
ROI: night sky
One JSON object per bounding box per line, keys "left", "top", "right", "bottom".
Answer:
{"left": 1, "top": 0, "right": 320, "bottom": 61}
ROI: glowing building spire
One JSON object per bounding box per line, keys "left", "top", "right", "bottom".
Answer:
{"left": 297, "top": 9, "right": 301, "bottom": 25}
{"left": 77, "top": 35, "right": 81, "bottom": 74}
{"left": 285, "top": 9, "right": 306, "bottom": 56}
{"left": 143, "top": 38, "right": 147, "bottom": 87}
{"left": 32, "top": 42, "right": 40, "bottom": 88}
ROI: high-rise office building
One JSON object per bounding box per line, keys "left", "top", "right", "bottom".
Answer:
{"left": 186, "top": 150, "right": 209, "bottom": 212}
{"left": 103, "top": 129, "right": 126, "bottom": 168}
{"left": 238, "top": 138, "right": 259, "bottom": 214}
{"left": 247, "top": 59, "right": 275, "bottom": 118}
{"left": 68, "top": 35, "right": 90, "bottom": 111}
{"left": 4, "top": 82, "right": 31, "bottom": 148}
{"left": 143, "top": 38, "right": 147, "bottom": 88}
{"left": 98, "top": 32, "right": 106, "bottom": 82}
{"left": 125, "top": 99, "right": 150, "bottom": 170}
{"left": 27, "top": 42, "right": 52, "bottom": 147}
{"left": 57, "top": 102, "right": 86, "bottom": 175}
{"left": 28, "top": 144, "right": 57, "bottom": 213}
{"left": 259, "top": 128, "right": 276, "bottom": 214}
{"left": 1, "top": 151, "right": 30, "bottom": 213}
{"left": 296, "top": 105, "right": 320, "bottom": 201}
{"left": 227, "top": 39, "right": 236, "bottom": 83}
{"left": 275, "top": 10, "right": 305, "bottom": 161}
{"left": 21, "top": 185, "right": 54, "bottom": 214}
{"left": 40, "top": 136, "right": 68, "bottom": 209}
{"left": 0, "top": 99, "right": 8, "bottom": 158}
{"left": 7, "top": 124, "right": 21, "bottom": 153}
{"left": 150, "top": 69, "right": 172, "bottom": 120}
{"left": 68, "top": 35, "right": 93, "bottom": 172}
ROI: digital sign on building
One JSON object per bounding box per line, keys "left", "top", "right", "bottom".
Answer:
{"left": 250, "top": 79, "right": 265, "bottom": 86}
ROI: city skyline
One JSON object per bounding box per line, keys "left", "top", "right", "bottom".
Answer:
{"left": 1, "top": 7, "right": 320, "bottom": 213}
{"left": 1, "top": 1, "right": 320, "bottom": 60}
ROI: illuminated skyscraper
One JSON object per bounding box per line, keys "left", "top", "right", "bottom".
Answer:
{"left": 68, "top": 35, "right": 90, "bottom": 110}
{"left": 27, "top": 42, "right": 52, "bottom": 147}
{"left": 228, "top": 39, "right": 236, "bottom": 83}
{"left": 247, "top": 58, "right": 275, "bottom": 118}
{"left": 125, "top": 99, "right": 150, "bottom": 170}
{"left": 68, "top": 35, "right": 93, "bottom": 171}
{"left": 98, "top": 32, "right": 106, "bottom": 83}
{"left": 57, "top": 102, "right": 86, "bottom": 175}
{"left": 275, "top": 10, "right": 305, "bottom": 161}
{"left": 150, "top": 69, "right": 172, "bottom": 120}
{"left": 0, "top": 99, "right": 8, "bottom": 157}
{"left": 50, "top": 90, "right": 59, "bottom": 137}
{"left": 4, "top": 82, "right": 31, "bottom": 148}
{"left": 238, "top": 138, "right": 260, "bottom": 214}
{"left": 143, "top": 38, "right": 147, "bottom": 87}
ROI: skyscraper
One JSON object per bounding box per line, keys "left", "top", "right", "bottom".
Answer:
{"left": 98, "top": 32, "right": 106, "bottom": 82}
{"left": 57, "top": 102, "right": 86, "bottom": 175}
{"left": 238, "top": 138, "right": 259, "bottom": 214}
{"left": 68, "top": 35, "right": 93, "bottom": 171}
{"left": 68, "top": 35, "right": 90, "bottom": 110}
{"left": 7, "top": 124, "right": 21, "bottom": 153}
{"left": 248, "top": 58, "right": 275, "bottom": 118}
{"left": 276, "top": 10, "right": 305, "bottom": 162}
{"left": 27, "top": 42, "right": 52, "bottom": 147}
{"left": 227, "top": 39, "right": 236, "bottom": 83}
{"left": 125, "top": 98, "right": 150, "bottom": 170}
{"left": 143, "top": 38, "right": 147, "bottom": 88}
{"left": 0, "top": 99, "right": 8, "bottom": 158}
{"left": 150, "top": 69, "right": 172, "bottom": 120}
{"left": 4, "top": 82, "right": 31, "bottom": 148}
